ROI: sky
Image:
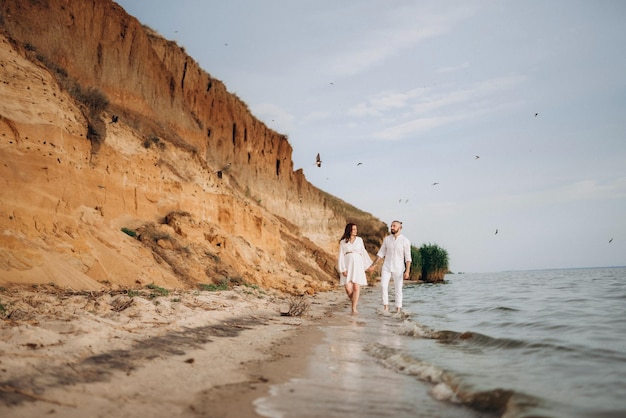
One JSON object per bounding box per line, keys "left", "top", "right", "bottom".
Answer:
{"left": 115, "top": 0, "right": 626, "bottom": 273}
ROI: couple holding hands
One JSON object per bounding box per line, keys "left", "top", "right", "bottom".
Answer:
{"left": 337, "top": 221, "right": 412, "bottom": 314}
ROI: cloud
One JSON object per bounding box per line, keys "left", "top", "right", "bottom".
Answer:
{"left": 327, "top": 26, "right": 446, "bottom": 77}
{"left": 373, "top": 115, "right": 459, "bottom": 140}
{"left": 348, "top": 90, "right": 418, "bottom": 117}
{"left": 354, "top": 74, "right": 528, "bottom": 140}
{"left": 323, "top": 3, "right": 483, "bottom": 78}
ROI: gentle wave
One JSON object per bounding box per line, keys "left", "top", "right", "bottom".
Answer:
{"left": 463, "top": 306, "right": 521, "bottom": 313}
{"left": 401, "top": 268, "right": 626, "bottom": 417}
{"left": 396, "top": 314, "right": 626, "bottom": 364}
{"left": 364, "top": 341, "right": 541, "bottom": 417}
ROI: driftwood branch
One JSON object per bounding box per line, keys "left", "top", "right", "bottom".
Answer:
{"left": 280, "top": 296, "right": 309, "bottom": 317}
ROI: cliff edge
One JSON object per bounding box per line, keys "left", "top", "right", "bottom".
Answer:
{"left": 0, "top": 0, "right": 387, "bottom": 294}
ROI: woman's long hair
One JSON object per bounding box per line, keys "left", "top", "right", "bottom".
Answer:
{"left": 340, "top": 223, "right": 356, "bottom": 243}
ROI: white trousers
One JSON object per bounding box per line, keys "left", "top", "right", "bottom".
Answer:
{"left": 380, "top": 269, "right": 403, "bottom": 308}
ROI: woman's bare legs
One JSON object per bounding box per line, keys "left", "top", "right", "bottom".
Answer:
{"left": 351, "top": 283, "right": 361, "bottom": 314}
{"left": 344, "top": 281, "right": 354, "bottom": 302}
{"left": 344, "top": 282, "right": 361, "bottom": 314}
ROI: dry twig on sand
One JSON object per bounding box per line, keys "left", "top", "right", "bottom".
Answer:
{"left": 110, "top": 297, "right": 134, "bottom": 312}
{"left": 280, "top": 296, "right": 309, "bottom": 317}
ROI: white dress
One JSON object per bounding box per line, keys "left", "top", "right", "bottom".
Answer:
{"left": 337, "top": 236, "right": 373, "bottom": 286}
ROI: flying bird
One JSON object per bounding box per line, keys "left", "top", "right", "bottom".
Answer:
{"left": 495, "top": 229, "right": 498, "bottom": 235}
{"left": 357, "top": 162, "right": 363, "bottom": 166}
{"left": 315, "top": 153, "right": 322, "bottom": 167}
{"left": 609, "top": 238, "right": 613, "bottom": 243}
{"left": 475, "top": 155, "right": 480, "bottom": 159}
{"left": 432, "top": 182, "right": 439, "bottom": 186}
{"left": 534, "top": 113, "right": 539, "bottom": 117}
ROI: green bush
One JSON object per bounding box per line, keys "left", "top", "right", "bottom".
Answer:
{"left": 121, "top": 227, "right": 137, "bottom": 238}
{"left": 146, "top": 283, "right": 169, "bottom": 298}
{"left": 199, "top": 283, "right": 226, "bottom": 292}
{"left": 409, "top": 245, "right": 423, "bottom": 280}
{"left": 199, "top": 277, "right": 230, "bottom": 291}
{"left": 418, "top": 243, "right": 449, "bottom": 282}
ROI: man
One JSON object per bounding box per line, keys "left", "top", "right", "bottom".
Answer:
{"left": 367, "top": 220, "right": 411, "bottom": 313}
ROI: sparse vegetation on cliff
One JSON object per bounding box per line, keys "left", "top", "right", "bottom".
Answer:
{"left": 146, "top": 283, "right": 169, "bottom": 298}
{"left": 31, "top": 48, "right": 109, "bottom": 115}
{"left": 199, "top": 276, "right": 246, "bottom": 292}
{"left": 121, "top": 227, "right": 137, "bottom": 238}
{"left": 26, "top": 46, "right": 109, "bottom": 150}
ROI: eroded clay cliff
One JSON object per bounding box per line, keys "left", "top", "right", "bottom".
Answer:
{"left": 0, "top": 0, "right": 387, "bottom": 294}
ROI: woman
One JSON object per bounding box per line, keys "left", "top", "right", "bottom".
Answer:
{"left": 338, "top": 223, "right": 373, "bottom": 314}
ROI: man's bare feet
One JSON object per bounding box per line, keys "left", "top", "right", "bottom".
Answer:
{"left": 383, "top": 305, "right": 389, "bottom": 311}
{"left": 351, "top": 310, "right": 359, "bottom": 315}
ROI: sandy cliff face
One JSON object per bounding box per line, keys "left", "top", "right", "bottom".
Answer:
{"left": 0, "top": 0, "right": 386, "bottom": 293}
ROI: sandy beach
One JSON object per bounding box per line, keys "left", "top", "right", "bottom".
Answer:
{"left": 0, "top": 284, "right": 346, "bottom": 417}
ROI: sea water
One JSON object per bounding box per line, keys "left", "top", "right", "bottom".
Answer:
{"left": 254, "top": 267, "right": 626, "bottom": 417}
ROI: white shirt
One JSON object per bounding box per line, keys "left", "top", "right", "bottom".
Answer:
{"left": 377, "top": 234, "right": 411, "bottom": 273}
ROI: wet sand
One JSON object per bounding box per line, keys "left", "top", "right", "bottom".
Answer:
{"left": 248, "top": 286, "right": 486, "bottom": 418}
{"left": 193, "top": 316, "right": 329, "bottom": 417}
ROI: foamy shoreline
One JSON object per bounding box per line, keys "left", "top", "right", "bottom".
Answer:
{"left": 0, "top": 285, "right": 347, "bottom": 417}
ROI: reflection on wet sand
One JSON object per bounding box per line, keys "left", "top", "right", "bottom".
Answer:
{"left": 254, "top": 287, "right": 483, "bottom": 418}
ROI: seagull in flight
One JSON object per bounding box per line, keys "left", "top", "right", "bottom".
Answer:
{"left": 475, "top": 155, "right": 480, "bottom": 159}
{"left": 495, "top": 229, "right": 498, "bottom": 235}
{"left": 432, "top": 182, "right": 439, "bottom": 186}
{"left": 315, "top": 153, "right": 322, "bottom": 167}
{"left": 357, "top": 162, "right": 363, "bottom": 166}
{"left": 609, "top": 238, "right": 613, "bottom": 243}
